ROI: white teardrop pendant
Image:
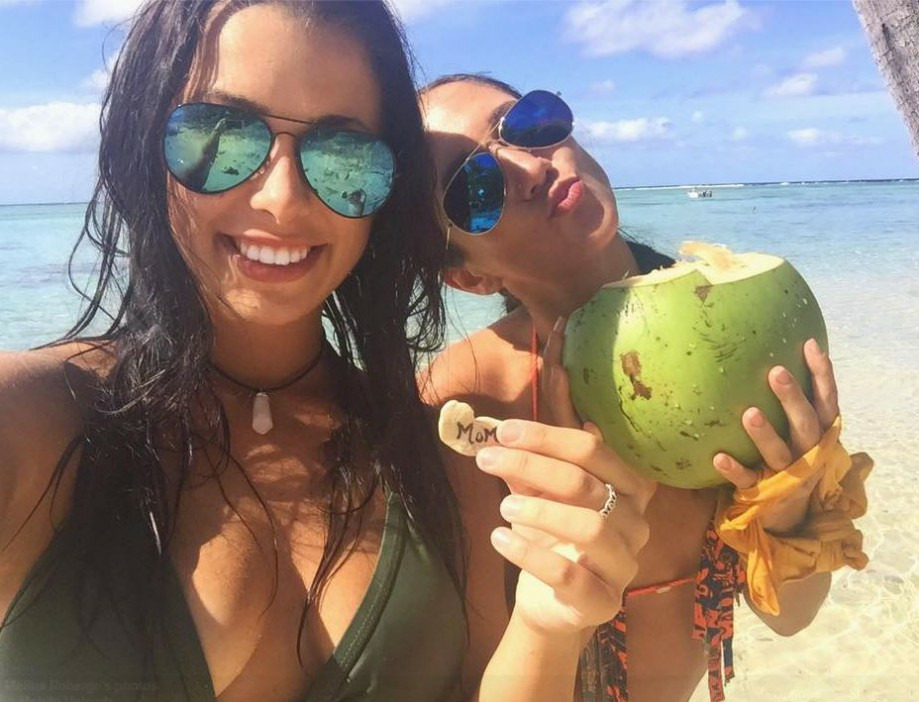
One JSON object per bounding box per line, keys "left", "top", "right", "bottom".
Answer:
{"left": 251, "top": 392, "right": 274, "bottom": 435}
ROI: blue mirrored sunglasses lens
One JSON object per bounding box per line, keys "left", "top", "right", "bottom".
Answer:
{"left": 443, "top": 152, "right": 504, "bottom": 235}
{"left": 501, "top": 90, "right": 573, "bottom": 149}
{"left": 299, "top": 130, "right": 395, "bottom": 218}
{"left": 164, "top": 104, "right": 271, "bottom": 193}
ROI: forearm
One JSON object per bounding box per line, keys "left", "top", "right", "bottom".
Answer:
{"left": 471, "top": 613, "right": 584, "bottom": 702}
{"left": 746, "top": 570, "right": 831, "bottom": 636}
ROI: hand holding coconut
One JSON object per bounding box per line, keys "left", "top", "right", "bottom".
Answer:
{"left": 713, "top": 337, "right": 840, "bottom": 534}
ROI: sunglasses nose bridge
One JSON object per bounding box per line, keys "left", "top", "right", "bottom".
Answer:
{"left": 248, "top": 134, "right": 316, "bottom": 222}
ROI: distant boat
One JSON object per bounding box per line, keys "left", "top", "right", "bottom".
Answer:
{"left": 687, "top": 187, "right": 713, "bottom": 199}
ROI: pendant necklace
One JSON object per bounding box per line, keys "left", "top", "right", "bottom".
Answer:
{"left": 210, "top": 341, "right": 325, "bottom": 435}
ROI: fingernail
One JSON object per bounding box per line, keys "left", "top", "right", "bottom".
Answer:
{"left": 749, "top": 410, "right": 765, "bottom": 428}
{"left": 776, "top": 368, "right": 793, "bottom": 385}
{"left": 807, "top": 338, "right": 823, "bottom": 355}
{"left": 490, "top": 527, "right": 513, "bottom": 551}
{"left": 476, "top": 447, "right": 500, "bottom": 469}
{"left": 553, "top": 316, "right": 566, "bottom": 333}
{"left": 713, "top": 454, "right": 731, "bottom": 472}
{"left": 498, "top": 420, "right": 523, "bottom": 445}
{"left": 500, "top": 495, "right": 523, "bottom": 519}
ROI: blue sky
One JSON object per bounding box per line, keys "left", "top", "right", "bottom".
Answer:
{"left": 0, "top": 0, "right": 916, "bottom": 204}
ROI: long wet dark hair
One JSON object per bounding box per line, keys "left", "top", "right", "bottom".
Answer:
{"left": 421, "top": 73, "right": 675, "bottom": 311}
{"left": 15, "top": 0, "right": 462, "bottom": 671}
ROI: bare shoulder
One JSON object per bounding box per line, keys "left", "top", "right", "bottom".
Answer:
{"left": 420, "top": 311, "right": 533, "bottom": 419}
{"left": 0, "top": 342, "right": 103, "bottom": 445}
{"left": 0, "top": 342, "right": 106, "bottom": 530}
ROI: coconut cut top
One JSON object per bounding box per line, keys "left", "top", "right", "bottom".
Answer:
{"left": 604, "top": 241, "right": 785, "bottom": 288}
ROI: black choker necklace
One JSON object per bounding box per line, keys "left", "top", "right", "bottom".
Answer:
{"left": 210, "top": 341, "right": 325, "bottom": 435}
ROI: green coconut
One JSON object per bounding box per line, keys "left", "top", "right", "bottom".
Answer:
{"left": 562, "top": 242, "right": 828, "bottom": 489}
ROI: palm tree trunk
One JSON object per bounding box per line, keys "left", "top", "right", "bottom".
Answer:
{"left": 853, "top": 0, "right": 919, "bottom": 159}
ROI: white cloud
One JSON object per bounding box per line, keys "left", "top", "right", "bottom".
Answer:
{"left": 578, "top": 117, "right": 673, "bottom": 143}
{"left": 802, "top": 47, "right": 846, "bottom": 70}
{"left": 591, "top": 79, "right": 617, "bottom": 95}
{"left": 74, "top": 0, "right": 143, "bottom": 27}
{"left": 563, "top": 0, "right": 758, "bottom": 59}
{"left": 788, "top": 128, "right": 826, "bottom": 147}
{"left": 763, "top": 73, "right": 817, "bottom": 99}
{"left": 731, "top": 126, "right": 749, "bottom": 141}
{"left": 691, "top": 110, "right": 705, "bottom": 124}
{"left": 787, "top": 127, "right": 882, "bottom": 148}
{"left": 83, "top": 69, "right": 110, "bottom": 91}
{"left": 0, "top": 102, "right": 100, "bottom": 152}
{"left": 389, "top": 0, "right": 460, "bottom": 23}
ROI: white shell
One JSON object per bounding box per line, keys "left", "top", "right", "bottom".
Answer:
{"left": 437, "top": 400, "right": 502, "bottom": 456}
{"left": 251, "top": 392, "right": 274, "bottom": 435}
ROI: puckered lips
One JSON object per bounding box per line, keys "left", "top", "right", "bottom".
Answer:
{"left": 221, "top": 233, "right": 326, "bottom": 283}
{"left": 547, "top": 177, "right": 584, "bottom": 218}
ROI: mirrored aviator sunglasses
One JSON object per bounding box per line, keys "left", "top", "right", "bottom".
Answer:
{"left": 442, "top": 90, "right": 573, "bottom": 235}
{"left": 163, "top": 102, "right": 396, "bottom": 218}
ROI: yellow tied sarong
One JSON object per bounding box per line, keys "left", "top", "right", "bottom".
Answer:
{"left": 715, "top": 417, "right": 873, "bottom": 615}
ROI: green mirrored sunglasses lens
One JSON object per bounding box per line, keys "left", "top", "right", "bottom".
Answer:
{"left": 164, "top": 104, "right": 271, "bottom": 193}
{"left": 299, "top": 130, "right": 395, "bottom": 218}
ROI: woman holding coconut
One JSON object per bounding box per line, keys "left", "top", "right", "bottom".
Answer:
{"left": 0, "top": 3, "right": 659, "bottom": 701}
{"left": 420, "top": 75, "right": 872, "bottom": 702}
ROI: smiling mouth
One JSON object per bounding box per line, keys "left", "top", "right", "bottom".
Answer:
{"left": 239, "top": 240, "right": 311, "bottom": 266}
{"left": 223, "top": 236, "right": 322, "bottom": 267}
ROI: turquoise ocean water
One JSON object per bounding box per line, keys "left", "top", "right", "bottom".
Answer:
{"left": 1, "top": 181, "right": 917, "bottom": 356}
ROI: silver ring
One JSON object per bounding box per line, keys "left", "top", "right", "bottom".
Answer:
{"left": 599, "top": 482, "right": 618, "bottom": 518}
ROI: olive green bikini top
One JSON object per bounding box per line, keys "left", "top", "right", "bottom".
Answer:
{"left": 0, "top": 492, "right": 466, "bottom": 701}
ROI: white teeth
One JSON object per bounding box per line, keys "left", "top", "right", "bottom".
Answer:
{"left": 237, "top": 240, "right": 311, "bottom": 267}
{"left": 243, "top": 243, "right": 261, "bottom": 262}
